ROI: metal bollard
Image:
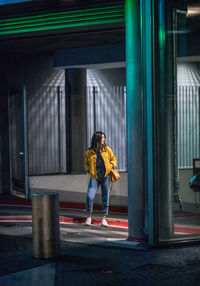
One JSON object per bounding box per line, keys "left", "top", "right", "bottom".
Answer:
{"left": 32, "top": 192, "right": 60, "bottom": 259}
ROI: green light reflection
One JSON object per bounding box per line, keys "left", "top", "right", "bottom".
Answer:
{"left": 0, "top": 5, "right": 124, "bottom": 35}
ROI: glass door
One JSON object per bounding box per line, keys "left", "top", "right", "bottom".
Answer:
{"left": 9, "top": 86, "right": 29, "bottom": 198}
{"left": 157, "top": 0, "right": 200, "bottom": 243}
{"left": 175, "top": 4, "right": 200, "bottom": 240}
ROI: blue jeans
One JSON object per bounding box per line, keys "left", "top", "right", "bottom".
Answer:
{"left": 86, "top": 176, "right": 110, "bottom": 216}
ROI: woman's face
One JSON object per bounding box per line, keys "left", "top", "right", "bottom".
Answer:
{"left": 101, "top": 134, "right": 105, "bottom": 145}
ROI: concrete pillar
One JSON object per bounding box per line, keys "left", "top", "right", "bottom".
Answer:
{"left": 158, "top": 3, "right": 174, "bottom": 240}
{"left": 125, "top": 0, "right": 145, "bottom": 241}
{"left": 158, "top": 98, "right": 174, "bottom": 240}
{"left": 65, "top": 69, "right": 87, "bottom": 174}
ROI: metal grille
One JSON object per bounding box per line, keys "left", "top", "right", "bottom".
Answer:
{"left": 28, "top": 85, "right": 66, "bottom": 175}
{"left": 86, "top": 85, "right": 127, "bottom": 171}
{"left": 177, "top": 86, "right": 200, "bottom": 168}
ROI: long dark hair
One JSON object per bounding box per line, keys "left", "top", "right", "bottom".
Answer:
{"left": 90, "top": 131, "right": 106, "bottom": 153}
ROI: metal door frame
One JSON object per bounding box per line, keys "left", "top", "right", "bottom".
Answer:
{"left": 8, "top": 86, "right": 29, "bottom": 199}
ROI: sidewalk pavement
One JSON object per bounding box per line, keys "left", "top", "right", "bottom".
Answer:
{"left": 1, "top": 228, "right": 200, "bottom": 286}
{"left": 1, "top": 194, "right": 200, "bottom": 285}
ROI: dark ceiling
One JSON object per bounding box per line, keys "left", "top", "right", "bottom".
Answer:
{"left": 0, "top": 0, "right": 199, "bottom": 56}
{"left": 0, "top": 24, "right": 125, "bottom": 55}
{"left": 0, "top": 0, "right": 125, "bottom": 55}
{"left": 0, "top": 0, "right": 124, "bottom": 19}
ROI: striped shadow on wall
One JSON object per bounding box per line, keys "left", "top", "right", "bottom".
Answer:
{"left": 177, "top": 86, "right": 200, "bottom": 168}
{"left": 86, "top": 85, "right": 127, "bottom": 172}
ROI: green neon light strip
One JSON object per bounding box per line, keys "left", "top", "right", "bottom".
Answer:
{"left": 0, "top": 18, "right": 124, "bottom": 35}
{"left": 0, "top": 6, "right": 123, "bottom": 26}
{"left": 0, "top": 13, "right": 123, "bottom": 31}
{"left": 0, "top": 12, "right": 123, "bottom": 31}
{"left": 0, "top": 5, "right": 124, "bottom": 35}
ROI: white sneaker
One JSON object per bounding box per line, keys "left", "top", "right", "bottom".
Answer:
{"left": 101, "top": 218, "right": 108, "bottom": 227}
{"left": 85, "top": 217, "right": 92, "bottom": 226}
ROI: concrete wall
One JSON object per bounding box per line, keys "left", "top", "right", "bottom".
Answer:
{"left": 87, "top": 68, "right": 126, "bottom": 86}
{"left": 54, "top": 44, "right": 125, "bottom": 69}
{"left": 0, "top": 53, "right": 55, "bottom": 94}
{"left": 86, "top": 67, "right": 127, "bottom": 172}
{"left": 0, "top": 52, "right": 128, "bottom": 206}
{"left": 29, "top": 173, "right": 128, "bottom": 207}
{"left": 0, "top": 52, "right": 57, "bottom": 194}
{"left": 28, "top": 66, "right": 128, "bottom": 207}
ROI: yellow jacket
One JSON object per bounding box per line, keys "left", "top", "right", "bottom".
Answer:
{"left": 84, "top": 146, "right": 117, "bottom": 179}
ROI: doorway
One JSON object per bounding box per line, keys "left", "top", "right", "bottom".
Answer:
{"left": 9, "top": 87, "right": 29, "bottom": 198}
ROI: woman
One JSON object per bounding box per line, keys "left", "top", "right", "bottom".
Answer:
{"left": 84, "top": 131, "right": 117, "bottom": 227}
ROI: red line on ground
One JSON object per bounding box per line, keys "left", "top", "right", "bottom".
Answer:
{"left": 60, "top": 217, "right": 128, "bottom": 226}
{"left": 0, "top": 216, "right": 128, "bottom": 227}
{"left": 1, "top": 216, "right": 200, "bottom": 234}
{"left": 104, "top": 220, "right": 128, "bottom": 227}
